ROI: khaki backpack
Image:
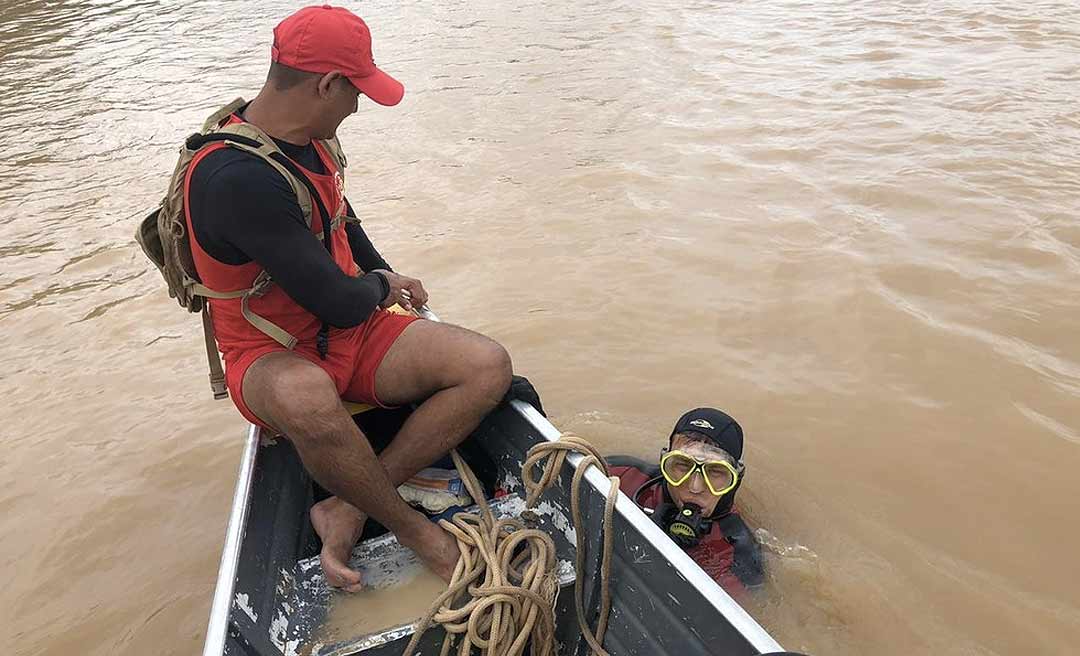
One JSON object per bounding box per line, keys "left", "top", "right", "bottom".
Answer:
{"left": 135, "top": 98, "right": 349, "bottom": 399}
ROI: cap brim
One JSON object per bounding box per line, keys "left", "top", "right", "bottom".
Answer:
{"left": 348, "top": 67, "right": 404, "bottom": 107}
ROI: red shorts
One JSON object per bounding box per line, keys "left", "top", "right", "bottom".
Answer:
{"left": 225, "top": 309, "right": 420, "bottom": 429}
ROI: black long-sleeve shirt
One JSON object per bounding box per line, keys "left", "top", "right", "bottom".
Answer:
{"left": 188, "top": 136, "right": 391, "bottom": 328}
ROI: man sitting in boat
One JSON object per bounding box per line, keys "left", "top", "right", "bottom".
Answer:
{"left": 607, "top": 408, "right": 765, "bottom": 599}
{"left": 178, "top": 7, "right": 512, "bottom": 591}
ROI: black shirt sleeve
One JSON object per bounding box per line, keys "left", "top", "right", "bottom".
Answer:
{"left": 188, "top": 149, "right": 389, "bottom": 329}
{"left": 344, "top": 200, "right": 392, "bottom": 272}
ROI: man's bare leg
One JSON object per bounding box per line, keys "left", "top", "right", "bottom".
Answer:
{"left": 311, "top": 321, "right": 514, "bottom": 587}
{"left": 241, "top": 352, "right": 459, "bottom": 589}
{"left": 242, "top": 321, "right": 511, "bottom": 589}
{"left": 372, "top": 321, "right": 512, "bottom": 492}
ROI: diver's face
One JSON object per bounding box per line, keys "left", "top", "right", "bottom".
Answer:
{"left": 663, "top": 434, "right": 735, "bottom": 516}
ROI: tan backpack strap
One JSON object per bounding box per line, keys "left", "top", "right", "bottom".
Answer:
{"left": 219, "top": 135, "right": 342, "bottom": 242}
{"left": 241, "top": 295, "right": 298, "bottom": 349}
{"left": 189, "top": 274, "right": 299, "bottom": 350}
{"left": 189, "top": 280, "right": 247, "bottom": 300}
{"left": 318, "top": 137, "right": 348, "bottom": 229}
{"left": 201, "top": 308, "right": 229, "bottom": 400}
{"left": 241, "top": 272, "right": 297, "bottom": 348}
{"left": 318, "top": 136, "right": 347, "bottom": 171}
{"left": 217, "top": 134, "right": 315, "bottom": 229}
{"left": 201, "top": 98, "right": 248, "bottom": 133}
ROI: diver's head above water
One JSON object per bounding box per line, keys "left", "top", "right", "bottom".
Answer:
{"left": 661, "top": 407, "right": 745, "bottom": 519}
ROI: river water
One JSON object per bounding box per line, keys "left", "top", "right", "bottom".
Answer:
{"left": 2, "top": 0, "right": 1079, "bottom": 654}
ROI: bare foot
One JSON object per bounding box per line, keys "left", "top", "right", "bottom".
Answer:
{"left": 399, "top": 521, "right": 461, "bottom": 582}
{"left": 310, "top": 497, "right": 367, "bottom": 592}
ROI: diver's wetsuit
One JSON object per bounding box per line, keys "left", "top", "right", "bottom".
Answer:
{"left": 609, "top": 461, "right": 765, "bottom": 600}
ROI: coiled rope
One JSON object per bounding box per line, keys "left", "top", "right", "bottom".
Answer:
{"left": 402, "top": 435, "right": 619, "bottom": 656}
{"left": 522, "top": 436, "right": 618, "bottom": 656}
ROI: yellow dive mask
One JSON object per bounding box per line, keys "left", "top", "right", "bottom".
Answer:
{"left": 659, "top": 449, "right": 740, "bottom": 497}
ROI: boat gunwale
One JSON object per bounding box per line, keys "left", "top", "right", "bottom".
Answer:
{"left": 204, "top": 422, "right": 261, "bottom": 656}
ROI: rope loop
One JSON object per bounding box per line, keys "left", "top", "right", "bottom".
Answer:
{"left": 403, "top": 434, "right": 618, "bottom": 656}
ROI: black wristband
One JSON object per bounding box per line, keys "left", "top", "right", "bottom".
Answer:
{"left": 368, "top": 271, "right": 391, "bottom": 303}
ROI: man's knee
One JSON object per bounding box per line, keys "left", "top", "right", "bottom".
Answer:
{"left": 471, "top": 339, "right": 513, "bottom": 404}
{"left": 247, "top": 357, "right": 342, "bottom": 433}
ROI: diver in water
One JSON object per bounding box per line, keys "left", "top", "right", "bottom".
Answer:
{"left": 607, "top": 407, "right": 765, "bottom": 599}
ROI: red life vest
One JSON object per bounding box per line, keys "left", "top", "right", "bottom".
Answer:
{"left": 611, "top": 464, "right": 749, "bottom": 600}
{"left": 183, "top": 114, "right": 358, "bottom": 365}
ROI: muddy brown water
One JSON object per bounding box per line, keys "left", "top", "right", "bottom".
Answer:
{"left": 2, "top": 1, "right": 1079, "bottom": 654}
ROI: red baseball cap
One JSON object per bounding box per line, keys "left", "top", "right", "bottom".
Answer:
{"left": 271, "top": 5, "right": 404, "bottom": 107}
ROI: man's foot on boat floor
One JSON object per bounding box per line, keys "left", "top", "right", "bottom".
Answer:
{"left": 310, "top": 496, "right": 367, "bottom": 592}
{"left": 398, "top": 520, "right": 461, "bottom": 583}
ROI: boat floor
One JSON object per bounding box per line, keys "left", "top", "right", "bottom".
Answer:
{"left": 268, "top": 495, "right": 576, "bottom": 656}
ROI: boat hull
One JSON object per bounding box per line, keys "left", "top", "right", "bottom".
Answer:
{"left": 206, "top": 401, "right": 784, "bottom": 656}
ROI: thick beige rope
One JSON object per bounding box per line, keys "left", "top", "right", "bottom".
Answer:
{"left": 402, "top": 449, "right": 559, "bottom": 656}
{"left": 402, "top": 435, "right": 618, "bottom": 656}
{"left": 521, "top": 436, "right": 618, "bottom": 656}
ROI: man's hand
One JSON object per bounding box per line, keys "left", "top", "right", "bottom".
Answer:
{"left": 373, "top": 269, "right": 428, "bottom": 312}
